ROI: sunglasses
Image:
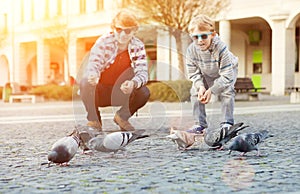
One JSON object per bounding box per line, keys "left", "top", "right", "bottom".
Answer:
{"left": 191, "top": 32, "right": 213, "bottom": 41}
{"left": 115, "top": 27, "right": 135, "bottom": 34}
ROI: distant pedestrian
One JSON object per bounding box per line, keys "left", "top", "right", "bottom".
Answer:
{"left": 80, "top": 10, "right": 150, "bottom": 131}
{"left": 185, "top": 14, "right": 238, "bottom": 134}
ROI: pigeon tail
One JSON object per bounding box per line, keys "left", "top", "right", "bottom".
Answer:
{"left": 227, "top": 125, "right": 249, "bottom": 139}
{"left": 227, "top": 123, "right": 248, "bottom": 135}
{"left": 135, "top": 134, "right": 149, "bottom": 140}
{"left": 128, "top": 130, "right": 149, "bottom": 143}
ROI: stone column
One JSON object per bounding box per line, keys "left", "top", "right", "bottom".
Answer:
{"left": 13, "top": 42, "right": 20, "bottom": 83}
{"left": 68, "top": 33, "right": 77, "bottom": 79}
{"left": 285, "top": 27, "right": 296, "bottom": 88}
{"left": 270, "top": 13, "right": 289, "bottom": 96}
{"left": 219, "top": 20, "right": 231, "bottom": 49}
{"left": 156, "top": 29, "right": 171, "bottom": 80}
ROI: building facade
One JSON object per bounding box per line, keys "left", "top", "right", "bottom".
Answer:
{"left": 0, "top": 0, "right": 299, "bottom": 96}
{"left": 220, "top": 0, "right": 300, "bottom": 96}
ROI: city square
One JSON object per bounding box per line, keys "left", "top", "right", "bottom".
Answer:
{"left": 0, "top": 96, "right": 299, "bottom": 193}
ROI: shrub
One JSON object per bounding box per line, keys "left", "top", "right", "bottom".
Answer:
{"left": 30, "top": 84, "right": 73, "bottom": 101}
{"left": 28, "top": 80, "right": 192, "bottom": 102}
{"left": 147, "top": 80, "right": 192, "bottom": 102}
{"left": 0, "top": 87, "right": 2, "bottom": 100}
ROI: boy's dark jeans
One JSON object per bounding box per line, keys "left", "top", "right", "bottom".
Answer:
{"left": 80, "top": 77, "right": 150, "bottom": 123}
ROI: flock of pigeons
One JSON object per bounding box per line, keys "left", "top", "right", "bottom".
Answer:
{"left": 46, "top": 123, "right": 272, "bottom": 166}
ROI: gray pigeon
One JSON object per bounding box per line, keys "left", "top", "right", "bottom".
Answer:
{"left": 75, "top": 125, "right": 100, "bottom": 153}
{"left": 87, "top": 130, "right": 149, "bottom": 154}
{"left": 204, "top": 122, "right": 249, "bottom": 149}
{"left": 47, "top": 129, "right": 80, "bottom": 166}
{"left": 166, "top": 127, "right": 203, "bottom": 150}
{"left": 228, "top": 130, "right": 272, "bottom": 156}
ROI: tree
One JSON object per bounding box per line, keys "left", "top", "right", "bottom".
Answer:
{"left": 127, "top": 0, "right": 230, "bottom": 78}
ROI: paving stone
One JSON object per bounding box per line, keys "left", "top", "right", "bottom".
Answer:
{"left": 0, "top": 101, "right": 300, "bottom": 193}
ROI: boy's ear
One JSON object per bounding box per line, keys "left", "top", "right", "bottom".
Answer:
{"left": 212, "top": 31, "right": 218, "bottom": 36}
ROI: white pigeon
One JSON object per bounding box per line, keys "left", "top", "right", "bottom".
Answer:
{"left": 204, "top": 122, "right": 249, "bottom": 149}
{"left": 47, "top": 129, "right": 80, "bottom": 166}
{"left": 166, "top": 127, "right": 203, "bottom": 150}
{"left": 87, "top": 130, "right": 149, "bottom": 155}
{"left": 228, "top": 130, "right": 272, "bottom": 156}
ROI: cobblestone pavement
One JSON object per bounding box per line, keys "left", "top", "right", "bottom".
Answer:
{"left": 0, "top": 97, "right": 300, "bottom": 193}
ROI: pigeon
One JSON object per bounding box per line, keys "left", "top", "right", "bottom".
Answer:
{"left": 87, "top": 130, "right": 149, "bottom": 155}
{"left": 79, "top": 130, "right": 96, "bottom": 153}
{"left": 75, "top": 125, "right": 100, "bottom": 153}
{"left": 47, "top": 129, "right": 80, "bottom": 166}
{"left": 204, "top": 122, "right": 249, "bottom": 149}
{"left": 166, "top": 127, "right": 203, "bottom": 150}
{"left": 228, "top": 130, "right": 272, "bottom": 156}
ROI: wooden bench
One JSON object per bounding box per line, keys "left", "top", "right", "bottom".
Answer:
{"left": 287, "top": 86, "right": 300, "bottom": 103}
{"left": 234, "top": 77, "right": 266, "bottom": 101}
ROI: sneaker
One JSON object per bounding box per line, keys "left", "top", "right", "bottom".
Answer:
{"left": 186, "top": 125, "right": 206, "bottom": 134}
{"left": 220, "top": 122, "right": 233, "bottom": 129}
{"left": 113, "top": 113, "right": 135, "bottom": 131}
{"left": 87, "top": 121, "right": 102, "bottom": 131}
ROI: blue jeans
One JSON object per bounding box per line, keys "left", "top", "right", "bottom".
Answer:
{"left": 190, "top": 71, "right": 237, "bottom": 127}
{"left": 80, "top": 77, "right": 150, "bottom": 122}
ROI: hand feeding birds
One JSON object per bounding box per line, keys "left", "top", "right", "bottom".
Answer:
{"left": 47, "top": 128, "right": 81, "bottom": 167}
{"left": 228, "top": 130, "right": 273, "bottom": 156}
{"left": 87, "top": 129, "right": 149, "bottom": 157}
{"left": 204, "top": 122, "right": 249, "bottom": 150}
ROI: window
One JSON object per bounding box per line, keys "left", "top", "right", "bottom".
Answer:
{"left": 57, "top": 0, "right": 62, "bottom": 16}
{"left": 96, "top": 0, "right": 104, "bottom": 11}
{"left": 20, "top": 0, "right": 24, "bottom": 23}
{"left": 30, "top": 0, "right": 34, "bottom": 20}
{"left": 0, "top": 14, "right": 7, "bottom": 34}
{"left": 121, "top": 0, "right": 130, "bottom": 8}
{"left": 45, "top": 0, "right": 50, "bottom": 19}
{"left": 80, "top": 0, "right": 86, "bottom": 14}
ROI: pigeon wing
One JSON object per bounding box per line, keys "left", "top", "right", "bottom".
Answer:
{"left": 102, "top": 132, "right": 132, "bottom": 151}
{"left": 204, "top": 122, "right": 248, "bottom": 147}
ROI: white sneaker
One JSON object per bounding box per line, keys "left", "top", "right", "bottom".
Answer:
{"left": 221, "top": 122, "right": 233, "bottom": 128}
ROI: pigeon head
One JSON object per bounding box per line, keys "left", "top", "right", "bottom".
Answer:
{"left": 48, "top": 151, "right": 58, "bottom": 162}
{"left": 69, "top": 128, "right": 80, "bottom": 137}
{"left": 87, "top": 137, "right": 104, "bottom": 150}
{"left": 228, "top": 138, "right": 240, "bottom": 151}
{"left": 257, "top": 130, "right": 273, "bottom": 141}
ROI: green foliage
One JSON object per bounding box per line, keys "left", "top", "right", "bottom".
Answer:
{"left": 30, "top": 84, "right": 73, "bottom": 101}
{"left": 27, "top": 80, "right": 192, "bottom": 102}
{"left": 147, "top": 80, "right": 192, "bottom": 102}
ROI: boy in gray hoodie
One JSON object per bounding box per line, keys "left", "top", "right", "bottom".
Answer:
{"left": 185, "top": 14, "right": 238, "bottom": 134}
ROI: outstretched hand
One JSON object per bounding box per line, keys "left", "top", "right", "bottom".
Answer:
{"left": 198, "top": 87, "right": 211, "bottom": 104}
{"left": 120, "top": 80, "right": 135, "bottom": 94}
